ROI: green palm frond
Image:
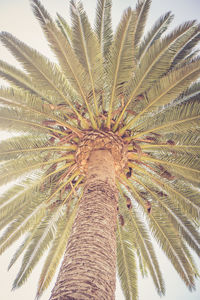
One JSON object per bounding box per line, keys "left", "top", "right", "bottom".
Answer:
{"left": 0, "top": 173, "right": 43, "bottom": 218}
{"left": 133, "top": 181, "right": 195, "bottom": 288}
{"left": 0, "top": 60, "right": 46, "bottom": 98}
{"left": 0, "top": 202, "right": 27, "bottom": 232}
{"left": 171, "top": 28, "right": 200, "bottom": 69}
{"left": 56, "top": 13, "right": 72, "bottom": 43}
{"left": 140, "top": 153, "right": 200, "bottom": 183}
{"left": 181, "top": 242, "right": 200, "bottom": 278}
{"left": 31, "top": 0, "right": 93, "bottom": 125}
{"left": 0, "top": 160, "right": 72, "bottom": 221}
{"left": 12, "top": 206, "right": 64, "bottom": 289}
{"left": 147, "top": 207, "right": 196, "bottom": 290}
{"left": 137, "top": 11, "right": 174, "bottom": 60}
{"left": 117, "top": 220, "right": 138, "bottom": 300}
{"left": 36, "top": 191, "right": 82, "bottom": 298}
{"left": 0, "top": 32, "right": 87, "bottom": 127}
{"left": 158, "top": 130, "right": 200, "bottom": 147}
{"left": 0, "top": 139, "right": 76, "bottom": 161}
{"left": 0, "top": 32, "right": 75, "bottom": 102}
{"left": 131, "top": 175, "right": 200, "bottom": 257}
{"left": 70, "top": 0, "right": 103, "bottom": 121}
{"left": 0, "top": 151, "right": 74, "bottom": 187}
{"left": 0, "top": 87, "right": 82, "bottom": 135}
{"left": 129, "top": 98, "right": 200, "bottom": 139}
{"left": 134, "top": 0, "right": 151, "bottom": 47}
{"left": 0, "top": 134, "right": 48, "bottom": 160}
{"left": 128, "top": 162, "right": 200, "bottom": 219}
{"left": 117, "top": 185, "right": 165, "bottom": 295}
{"left": 106, "top": 8, "right": 137, "bottom": 127}
{"left": 95, "top": 0, "right": 112, "bottom": 59}
{"left": 119, "top": 59, "right": 200, "bottom": 134}
{"left": 113, "top": 21, "right": 198, "bottom": 131}
{"left": 0, "top": 109, "right": 56, "bottom": 135}
{"left": 143, "top": 59, "right": 200, "bottom": 111}
{"left": 137, "top": 248, "right": 148, "bottom": 278}
{"left": 119, "top": 175, "right": 199, "bottom": 289}
{"left": 0, "top": 198, "right": 46, "bottom": 255}
{"left": 8, "top": 226, "right": 39, "bottom": 271}
{"left": 175, "top": 81, "right": 200, "bottom": 104}
{"left": 141, "top": 144, "right": 200, "bottom": 156}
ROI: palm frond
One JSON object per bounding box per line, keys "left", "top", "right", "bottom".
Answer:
{"left": 139, "top": 152, "right": 200, "bottom": 183}
{"left": 137, "top": 11, "right": 174, "bottom": 60}
{"left": 36, "top": 191, "right": 82, "bottom": 298}
{"left": 0, "top": 202, "right": 28, "bottom": 232}
{"left": 175, "top": 81, "right": 200, "bottom": 105}
{"left": 144, "top": 59, "right": 200, "bottom": 111}
{"left": 95, "top": 0, "right": 112, "bottom": 58}
{"left": 106, "top": 8, "right": 137, "bottom": 127}
{"left": 8, "top": 226, "right": 40, "bottom": 270}
{"left": 181, "top": 242, "right": 200, "bottom": 278}
{"left": 0, "top": 173, "right": 43, "bottom": 218}
{"left": 12, "top": 206, "right": 64, "bottom": 289}
{"left": 0, "top": 160, "right": 73, "bottom": 222}
{"left": 56, "top": 13, "right": 72, "bottom": 44}
{"left": 0, "top": 87, "right": 82, "bottom": 135}
{"left": 114, "top": 21, "right": 198, "bottom": 130}
{"left": 117, "top": 220, "right": 138, "bottom": 300}
{"left": 119, "top": 59, "right": 200, "bottom": 134}
{"left": 132, "top": 175, "right": 200, "bottom": 257}
{"left": 0, "top": 152, "right": 74, "bottom": 187}
{"left": 120, "top": 176, "right": 198, "bottom": 289}
{"left": 0, "top": 32, "right": 85, "bottom": 123}
{"left": 134, "top": 0, "right": 151, "bottom": 47}
{"left": 0, "top": 199, "right": 46, "bottom": 255}
{"left": 148, "top": 207, "right": 196, "bottom": 289}
{"left": 0, "top": 60, "right": 47, "bottom": 99}
{"left": 152, "top": 130, "right": 200, "bottom": 150}
{"left": 127, "top": 99, "right": 199, "bottom": 142}
{"left": 31, "top": 0, "right": 95, "bottom": 128}
{"left": 141, "top": 143, "right": 200, "bottom": 156}
{"left": 70, "top": 0, "right": 103, "bottom": 121}
{"left": 129, "top": 161, "right": 200, "bottom": 219}
{"left": 0, "top": 134, "right": 76, "bottom": 161}
{"left": 44, "top": 169, "right": 80, "bottom": 204}
{"left": 171, "top": 28, "right": 200, "bottom": 68}
{"left": 0, "top": 115, "right": 64, "bottom": 137}
{"left": 118, "top": 184, "right": 165, "bottom": 295}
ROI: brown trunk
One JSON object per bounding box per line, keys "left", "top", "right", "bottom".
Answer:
{"left": 49, "top": 150, "right": 118, "bottom": 300}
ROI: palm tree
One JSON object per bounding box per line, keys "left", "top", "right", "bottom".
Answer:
{"left": 0, "top": 0, "right": 200, "bottom": 299}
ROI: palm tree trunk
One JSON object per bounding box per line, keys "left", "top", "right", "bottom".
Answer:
{"left": 49, "top": 150, "right": 118, "bottom": 300}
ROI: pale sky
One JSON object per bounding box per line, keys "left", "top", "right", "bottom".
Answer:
{"left": 0, "top": 0, "right": 200, "bottom": 300}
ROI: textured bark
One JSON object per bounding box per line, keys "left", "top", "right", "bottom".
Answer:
{"left": 50, "top": 150, "right": 118, "bottom": 300}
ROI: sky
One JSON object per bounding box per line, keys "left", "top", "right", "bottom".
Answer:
{"left": 0, "top": 0, "right": 200, "bottom": 299}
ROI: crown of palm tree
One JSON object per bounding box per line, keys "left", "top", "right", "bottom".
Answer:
{"left": 0, "top": 0, "right": 200, "bottom": 299}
